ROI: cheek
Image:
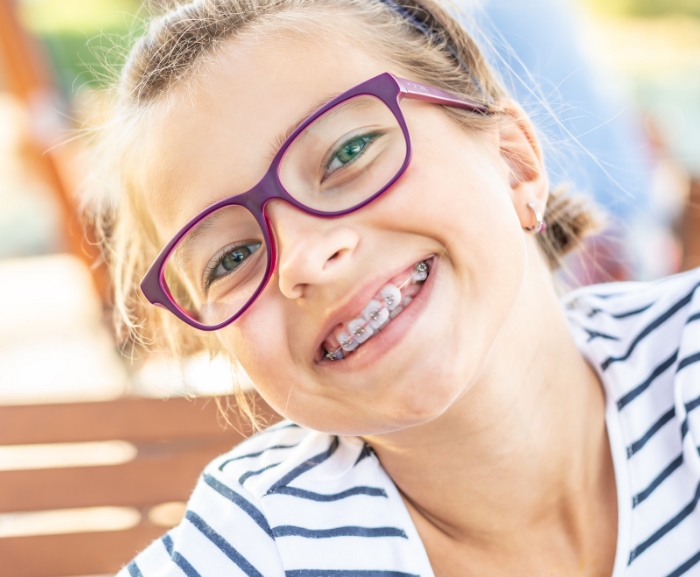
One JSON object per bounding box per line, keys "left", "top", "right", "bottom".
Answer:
{"left": 218, "top": 298, "right": 298, "bottom": 407}
{"left": 390, "top": 129, "right": 527, "bottom": 394}
{"left": 217, "top": 295, "right": 336, "bottom": 427}
{"left": 216, "top": 125, "right": 528, "bottom": 434}
{"left": 406, "top": 123, "right": 526, "bottom": 286}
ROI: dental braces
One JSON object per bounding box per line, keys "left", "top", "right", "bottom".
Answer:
{"left": 325, "top": 261, "right": 429, "bottom": 361}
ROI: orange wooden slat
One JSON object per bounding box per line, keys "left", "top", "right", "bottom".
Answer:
{"left": 0, "top": 438, "right": 238, "bottom": 513}
{"left": 0, "top": 0, "right": 109, "bottom": 299}
{"left": 681, "top": 179, "right": 700, "bottom": 271}
{"left": 0, "top": 394, "right": 280, "bottom": 445}
{"left": 0, "top": 0, "right": 53, "bottom": 99}
{"left": 0, "top": 525, "right": 166, "bottom": 577}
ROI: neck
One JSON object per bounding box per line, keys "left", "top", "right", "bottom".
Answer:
{"left": 363, "top": 248, "right": 616, "bottom": 571}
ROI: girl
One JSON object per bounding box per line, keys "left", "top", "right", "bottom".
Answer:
{"left": 99, "top": 0, "right": 700, "bottom": 575}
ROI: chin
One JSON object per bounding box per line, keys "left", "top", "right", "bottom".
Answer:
{"left": 396, "top": 376, "right": 467, "bottom": 424}
{"left": 363, "top": 371, "right": 472, "bottom": 436}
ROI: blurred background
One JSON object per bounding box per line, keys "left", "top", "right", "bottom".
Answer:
{"left": 0, "top": 0, "right": 698, "bottom": 574}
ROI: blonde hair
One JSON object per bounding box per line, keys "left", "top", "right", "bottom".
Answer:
{"left": 93, "top": 0, "right": 599, "bottom": 363}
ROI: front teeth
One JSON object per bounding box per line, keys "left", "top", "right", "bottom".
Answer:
{"left": 324, "top": 259, "right": 431, "bottom": 361}
{"left": 338, "top": 331, "right": 359, "bottom": 352}
{"left": 348, "top": 318, "right": 374, "bottom": 343}
{"left": 389, "top": 305, "right": 404, "bottom": 319}
{"left": 380, "top": 285, "right": 401, "bottom": 311}
{"left": 363, "top": 299, "right": 389, "bottom": 329}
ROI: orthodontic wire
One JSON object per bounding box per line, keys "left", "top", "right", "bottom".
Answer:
{"left": 326, "top": 262, "right": 428, "bottom": 360}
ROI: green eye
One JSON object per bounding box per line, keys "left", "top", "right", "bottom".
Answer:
{"left": 205, "top": 241, "right": 261, "bottom": 290}
{"left": 337, "top": 137, "right": 369, "bottom": 163}
{"left": 326, "top": 132, "right": 380, "bottom": 175}
{"left": 221, "top": 247, "right": 250, "bottom": 271}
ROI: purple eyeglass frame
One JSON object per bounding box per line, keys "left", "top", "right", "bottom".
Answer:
{"left": 140, "top": 72, "right": 491, "bottom": 331}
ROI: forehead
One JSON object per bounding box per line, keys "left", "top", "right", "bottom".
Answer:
{"left": 138, "top": 18, "right": 396, "bottom": 243}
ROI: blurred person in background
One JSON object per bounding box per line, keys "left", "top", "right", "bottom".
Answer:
{"left": 464, "top": 0, "right": 674, "bottom": 283}
{"left": 90, "top": 0, "right": 700, "bottom": 575}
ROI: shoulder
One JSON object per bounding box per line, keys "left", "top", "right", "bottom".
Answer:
{"left": 563, "top": 266, "right": 700, "bottom": 373}
{"left": 563, "top": 267, "right": 700, "bottom": 435}
{"left": 563, "top": 270, "right": 700, "bottom": 573}
{"left": 118, "top": 422, "right": 376, "bottom": 577}
{"left": 116, "top": 422, "right": 310, "bottom": 577}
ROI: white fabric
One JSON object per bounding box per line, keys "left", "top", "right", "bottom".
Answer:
{"left": 119, "top": 268, "right": 700, "bottom": 577}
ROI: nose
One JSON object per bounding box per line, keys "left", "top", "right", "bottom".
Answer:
{"left": 266, "top": 201, "right": 360, "bottom": 300}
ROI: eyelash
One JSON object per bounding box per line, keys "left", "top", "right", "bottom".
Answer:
{"left": 203, "top": 242, "right": 260, "bottom": 291}
{"left": 324, "top": 131, "right": 382, "bottom": 176}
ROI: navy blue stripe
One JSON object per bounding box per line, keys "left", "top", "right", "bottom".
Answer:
{"left": 162, "top": 534, "right": 174, "bottom": 555}
{"left": 687, "top": 395, "right": 700, "bottom": 413}
{"left": 586, "top": 303, "right": 653, "bottom": 319}
{"left": 589, "top": 290, "right": 633, "bottom": 300}
{"left": 185, "top": 511, "right": 264, "bottom": 577}
{"left": 602, "top": 283, "right": 700, "bottom": 370}
{"left": 162, "top": 533, "right": 201, "bottom": 577}
{"left": 667, "top": 548, "right": 700, "bottom": 577}
{"left": 687, "top": 311, "right": 700, "bottom": 324}
{"left": 128, "top": 562, "right": 143, "bottom": 577}
{"left": 284, "top": 569, "right": 420, "bottom": 577}
{"left": 680, "top": 394, "right": 700, "bottom": 440}
{"left": 172, "top": 553, "right": 202, "bottom": 577}
{"left": 627, "top": 407, "right": 676, "bottom": 457}
{"left": 678, "top": 352, "right": 700, "bottom": 373}
{"left": 629, "top": 479, "right": 700, "bottom": 564}
{"left": 584, "top": 329, "right": 620, "bottom": 342}
{"left": 270, "top": 485, "right": 387, "bottom": 501}
{"left": 617, "top": 350, "right": 679, "bottom": 410}
{"left": 203, "top": 474, "right": 274, "bottom": 538}
{"left": 354, "top": 443, "right": 374, "bottom": 466}
{"left": 267, "top": 437, "right": 339, "bottom": 495}
{"left": 239, "top": 463, "right": 281, "bottom": 485}
{"left": 632, "top": 454, "right": 683, "bottom": 507}
{"left": 272, "top": 525, "right": 407, "bottom": 539}
{"left": 609, "top": 303, "right": 654, "bottom": 319}
{"left": 219, "top": 443, "right": 300, "bottom": 470}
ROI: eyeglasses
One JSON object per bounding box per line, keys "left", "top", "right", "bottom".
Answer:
{"left": 140, "top": 72, "right": 491, "bottom": 330}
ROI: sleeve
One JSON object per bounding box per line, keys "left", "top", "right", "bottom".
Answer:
{"left": 116, "top": 470, "right": 286, "bottom": 577}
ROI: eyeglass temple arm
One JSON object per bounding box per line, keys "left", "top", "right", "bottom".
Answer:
{"left": 395, "top": 76, "right": 491, "bottom": 115}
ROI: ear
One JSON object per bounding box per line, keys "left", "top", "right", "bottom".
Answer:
{"left": 497, "top": 100, "right": 549, "bottom": 231}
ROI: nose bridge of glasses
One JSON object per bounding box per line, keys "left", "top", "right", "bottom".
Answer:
{"left": 254, "top": 169, "right": 334, "bottom": 277}
{"left": 242, "top": 168, "right": 288, "bottom": 211}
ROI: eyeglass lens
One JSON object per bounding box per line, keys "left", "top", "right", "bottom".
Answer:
{"left": 163, "top": 94, "right": 407, "bottom": 326}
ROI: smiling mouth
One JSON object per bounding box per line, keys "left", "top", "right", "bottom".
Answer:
{"left": 320, "top": 257, "right": 433, "bottom": 362}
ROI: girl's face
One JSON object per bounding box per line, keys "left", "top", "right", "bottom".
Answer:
{"left": 140, "top": 21, "right": 545, "bottom": 435}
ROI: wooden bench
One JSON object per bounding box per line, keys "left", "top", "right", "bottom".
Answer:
{"left": 0, "top": 395, "right": 280, "bottom": 577}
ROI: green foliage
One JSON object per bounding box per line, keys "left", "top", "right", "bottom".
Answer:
{"left": 18, "top": 0, "right": 146, "bottom": 93}
{"left": 586, "top": 0, "right": 700, "bottom": 18}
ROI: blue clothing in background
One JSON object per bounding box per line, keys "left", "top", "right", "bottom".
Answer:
{"left": 465, "top": 0, "right": 653, "bottom": 235}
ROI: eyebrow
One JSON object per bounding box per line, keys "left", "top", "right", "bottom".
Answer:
{"left": 189, "top": 90, "right": 343, "bottom": 218}
{"left": 268, "top": 90, "right": 342, "bottom": 156}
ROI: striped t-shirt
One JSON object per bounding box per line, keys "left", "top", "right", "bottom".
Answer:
{"left": 120, "top": 267, "right": 700, "bottom": 577}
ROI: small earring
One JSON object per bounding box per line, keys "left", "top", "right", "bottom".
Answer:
{"left": 524, "top": 202, "right": 546, "bottom": 234}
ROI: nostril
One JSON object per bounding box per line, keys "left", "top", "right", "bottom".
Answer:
{"left": 329, "top": 251, "right": 341, "bottom": 261}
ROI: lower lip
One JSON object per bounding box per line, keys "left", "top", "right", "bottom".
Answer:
{"left": 316, "top": 257, "right": 438, "bottom": 372}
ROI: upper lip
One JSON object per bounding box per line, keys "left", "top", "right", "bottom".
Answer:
{"left": 312, "top": 258, "right": 430, "bottom": 362}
